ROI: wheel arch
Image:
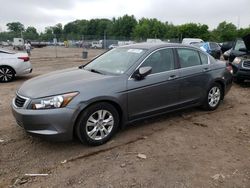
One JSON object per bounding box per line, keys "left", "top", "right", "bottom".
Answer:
{"left": 0, "top": 65, "right": 16, "bottom": 74}
{"left": 214, "top": 79, "right": 225, "bottom": 100}
{"left": 72, "top": 99, "right": 124, "bottom": 137}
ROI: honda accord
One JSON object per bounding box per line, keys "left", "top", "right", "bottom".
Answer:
{"left": 12, "top": 43, "right": 233, "bottom": 145}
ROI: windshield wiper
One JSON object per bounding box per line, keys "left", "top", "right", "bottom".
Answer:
{"left": 85, "top": 68, "right": 105, "bottom": 75}
{"left": 90, "top": 69, "right": 103, "bottom": 74}
{"left": 80, "top": 66, "right": 105, "bottom": 75}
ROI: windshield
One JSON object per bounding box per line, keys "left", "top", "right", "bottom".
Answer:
{"left": 234, "top": 39, "right": 246, "bottom": 51}
{"left": 84, "top": 48, "right": 146, "bottom": 75}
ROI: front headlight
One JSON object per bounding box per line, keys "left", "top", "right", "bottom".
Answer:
{"left": 30, "top": 92, "right": 79, "bottom": 110}
{"left": 233, "top": 57, "right": 242, "bottom": 64}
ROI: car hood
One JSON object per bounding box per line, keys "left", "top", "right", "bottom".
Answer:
{"left": 243, "top": 34, "right": 250, "bottom": 51}
{"left": 18, "top": 67, "right": 119, "bottom": 98}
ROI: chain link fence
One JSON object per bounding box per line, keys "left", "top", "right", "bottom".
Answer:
{"left": 1, "top": 34, "right": 180, "bottom": 58}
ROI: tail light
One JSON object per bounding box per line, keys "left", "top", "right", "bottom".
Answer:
{"left": 18, "top": 56, "right": 30, "bottom": 62}
{"left": 226, "top": 63, "right": 233, "bottom": 74}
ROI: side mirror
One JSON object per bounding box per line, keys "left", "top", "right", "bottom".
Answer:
{"left": 134, "top": 66, "right": 152, "bottom": 80}
{"left": 239, "top": 48, "right": 247, "bottom": 52}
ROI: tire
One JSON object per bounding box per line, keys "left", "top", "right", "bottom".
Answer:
{"left": 202, "top": 83, "right": 222, "bottom": 111}
{"left": 0, "top": 66, "right": 15, "bottom": 83}
{"left": 76, "top": 102, "right": 119, "bottom": 146}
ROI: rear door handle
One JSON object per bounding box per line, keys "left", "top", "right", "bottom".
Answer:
{"left": 168, "top": 75, "right": 179, "bottom": 80}
{"left": 203, "top": 67, "right": 210, "bottom": 72}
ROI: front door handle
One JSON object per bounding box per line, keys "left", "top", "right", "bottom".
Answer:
{"left": 168, "top": 75, "right": 179, "bottom": 80}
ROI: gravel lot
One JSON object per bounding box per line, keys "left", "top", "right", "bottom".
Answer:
{"left": 0, "top": 46, "right": 250, "bottom": 188}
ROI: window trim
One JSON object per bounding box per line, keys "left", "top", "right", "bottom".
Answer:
{"left": 198, "top": 51, "right": 209, "bottom": 65}
{"left": 175, "top": 47, "right": 210, "bottom": 70}
{"left": 129, "top": 47, "right": 177, "bottom": 80}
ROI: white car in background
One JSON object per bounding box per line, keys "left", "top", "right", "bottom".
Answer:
{"left": 182, "top": 38, "right": 204, "bottom": 45}
{"left": 0, "top": 48, "right": 32, "bottom": 82}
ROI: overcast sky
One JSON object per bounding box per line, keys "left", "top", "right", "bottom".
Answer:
{"left": 0, "top": 0, "right": 249, "bottom": 32}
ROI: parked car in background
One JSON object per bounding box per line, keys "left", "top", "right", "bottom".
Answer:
{"left": 229, "top": 37, "right": 248, "bottom": 62}
{"left": 12, "top": 43, "right": 232, "bottom": 145}
{"left": 0, "top": 41, "right": 10, "bottom": 47}
{"left": 146, "top": 38, "right": 164, "bottom": 43}
{"left": 223, "top": 48, "right": 232, "bottom": 60}
{"left": 81, "top": 42, "right": 92, "bottom": 49}
{"left": 0, "top": 48, "right": 32, "bottom": 82}
{"left": 13, "top": 38, "right": 24, "bottom": 50}
{"left": 91, "top": 41, "right": 103, "bottom": 49}
{"left": 108, "top": 44, "right": 119, "bottom": 49}
{"left": 229, "top": 34, "right": 250, "bottom": 83}
{"left": 221, "top": 41, "right": 234, "bottom": 53}
{"left": 182, "top": 38, "right": 204, "bottom": 45}
{"left": 193, "top": 42, "right": 222, "bottom": 59}
{"left": 30, "top": 41, "right": 47, "bottom": 48}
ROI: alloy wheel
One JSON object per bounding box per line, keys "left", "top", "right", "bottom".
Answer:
{"left": 208, "top": 86, "right": 221, "bottom": 108}
{"left": 85, "top": 110, "right": 114, "bottom": 141}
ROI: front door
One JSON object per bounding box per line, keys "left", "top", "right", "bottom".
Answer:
{"left": 127, "top": 48, "right": 180, "bottom": 120}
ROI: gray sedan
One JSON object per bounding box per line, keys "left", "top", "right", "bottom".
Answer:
{"left": 0, "top": 48, "right": 32, "bottom": 82}
{"left": 12, "top": 43, "right": 233, "bottom": 145}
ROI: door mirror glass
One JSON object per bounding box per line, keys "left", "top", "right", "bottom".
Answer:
{"left": 134, "top": 66, "right": 152, "bottom": 80}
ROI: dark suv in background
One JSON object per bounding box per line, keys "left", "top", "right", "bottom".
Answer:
{"left": 229, "top": 34, "right": 250, "bottom": 83}
{"left": 221, "top": 41, "right": 234, "bottom": 53}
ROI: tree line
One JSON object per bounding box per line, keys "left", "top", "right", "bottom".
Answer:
{"left": 0, "top": 14, "right": 250, "bottom": 42}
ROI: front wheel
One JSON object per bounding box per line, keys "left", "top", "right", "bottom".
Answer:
{"left": 76, "top": 102, "right": 119, "bottom": 146}
{"left": 202, "top": 83, "right": 222, "bottom": 111}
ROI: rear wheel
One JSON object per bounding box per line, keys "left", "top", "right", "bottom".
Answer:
{"left": 0, "top": 66, "right": 15, "bottom": 82}
{"left": 202, "top": 83, "right": 222, "bottom": 111}
{"left": 76, "top": 102, "right": 119, "bottom": 146}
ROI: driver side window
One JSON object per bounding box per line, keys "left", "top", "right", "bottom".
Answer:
{"left": 142, "top": 48, "right": 175, "bottom": 74}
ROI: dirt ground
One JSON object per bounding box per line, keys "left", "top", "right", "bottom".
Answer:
{"left": 1, "top": 46, "right": 250, "bottom": 188}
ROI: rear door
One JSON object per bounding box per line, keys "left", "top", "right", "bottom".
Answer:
{"left": 127, "top": 48, "right": 180, "bottom": 120}
{"left": 176, "top": 48, "right": 210, "bottom": 105}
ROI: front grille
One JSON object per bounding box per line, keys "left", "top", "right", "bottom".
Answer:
{"left": 243, "top": 60, "right": 250, "bottom": 69}
{"left": 15, "top": 95, "right": 26, "bottom": 108}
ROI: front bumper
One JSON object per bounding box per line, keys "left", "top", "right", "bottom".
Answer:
{"left": 232, "top": 63, "right": 250, "bottom": 80}
{"left": 12, "top": 103, "right": 76, "bottom": 141}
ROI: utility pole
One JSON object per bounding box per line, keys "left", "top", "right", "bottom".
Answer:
{"left": 237, "top": 15, "right": 240, "bottom": 29}
{"left": 104, "top": 30, "right": 106, "bottom": 49}
{"left": 52, "top": 29, "right": 58, "bottom": 58}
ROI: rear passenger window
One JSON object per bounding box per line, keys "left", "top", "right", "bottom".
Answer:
{"left": 199, "top": 52, "right": 208, "bottom": 64}
{"left": 177, "top": 49, "right": 201, "bottom": 68}
{"left": 209, "top": 42, "right": 219, "bottom": 49}
{"left": 142, "top": 48, "right": 175, "bottom": 74}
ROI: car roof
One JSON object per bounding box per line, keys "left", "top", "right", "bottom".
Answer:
{"left": 120, "top": 42, "right": 197, "bottom": 51}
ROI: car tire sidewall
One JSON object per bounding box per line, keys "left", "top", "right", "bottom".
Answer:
{"left": 76, "top": 102, "right": 119, "bottom": 146}
{"left": 203, "top": 83, "right": 222, "bottom": 111}
{"left": 0, "top": 66, "right": 15, "bottom": 83}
